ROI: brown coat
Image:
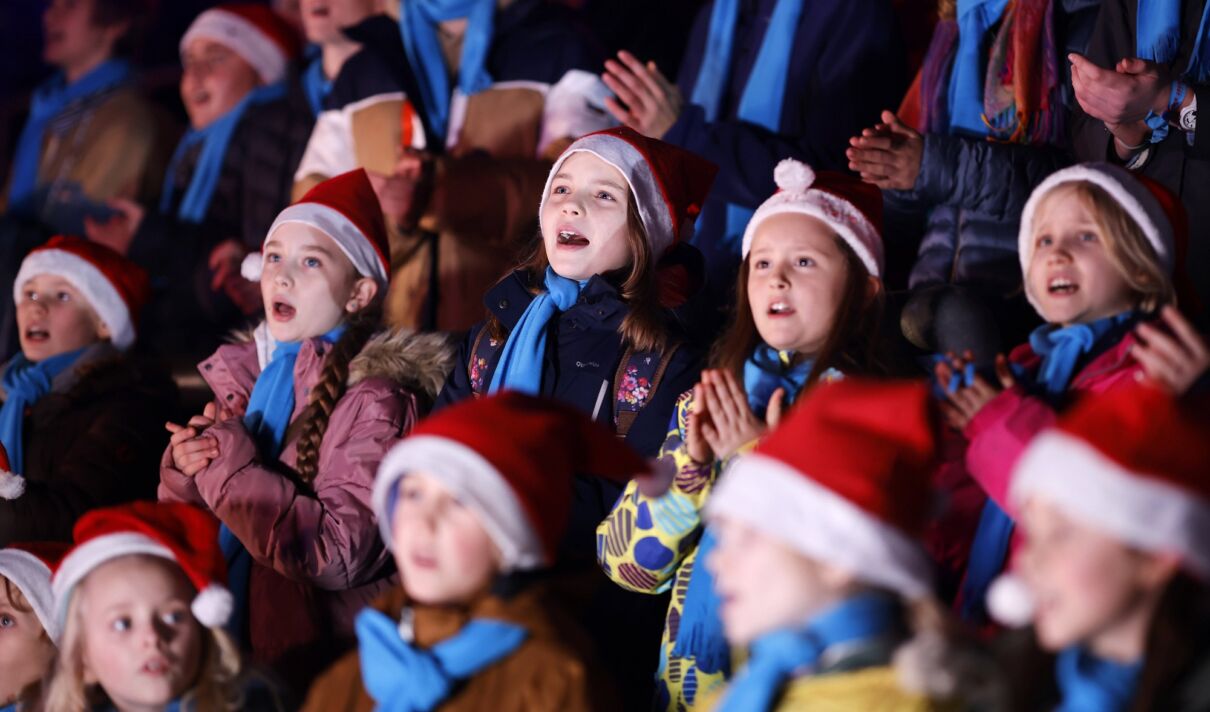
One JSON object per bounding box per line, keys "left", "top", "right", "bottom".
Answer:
{"left": 302, "top": 582, "right": 621, "bottom": 712}
{"left": 158, "top": 327, "right": 456, "bottom": 689}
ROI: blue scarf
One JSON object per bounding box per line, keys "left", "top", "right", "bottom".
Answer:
{"left": 301, "top": 56, "right": 333, "bottom": 116}
{"left": 690, "top": 0, "right": 805, "bottom": 253}
{"left": 1137, "top": 0, "right": 1210, "bottom": 141}
{"left": 487, "top": 267, "right": 584, "bottom": 395}
{"left": 0, "top": 349, "right": 86, "bottom": 474}
{"left": 1055, "top": 647, "right": 1142, "bottom": 712}
{"left": 399, "top": 0, "right": 495, "bottom": 144}
{"left": 94, "top": 699, "right": 190, "bottom": 712}
{"left": 159, "top": 82, "right": 286, "bottom": 223}
{"left": 673, "top": 347, "right": 832, "bottom": 674}
{"left": 947, "top": 0, "right": 1012, "bottom": 138}
{"left": 716, "top": 593, "right": 898, "bottom": 712}
{"left": 959, "top": 312, "right": 1133, "bottom": 622}
{"left": 8, "top": 60, "right": 132, "bottom": 214}
{"left": 357, "top": 607, "right": 527, "bottom": 711}
{"left": 221, "top": 325, "right": 345, "bottom": 642}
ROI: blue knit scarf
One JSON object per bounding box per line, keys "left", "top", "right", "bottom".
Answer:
{"left": 716, "top": 593, "right": 898, "bottom": 712}
{"left": 399, "top": 0, "right": 495, "bottom": 144}
{"left": 1138, "top": 0, "right": 1210, "bottom": 142}
{"left": 959, "top": 311, "right": 1134, "bottom": 622}
{"left": 8, "top": 60, "right": 132, "bottom": 214}
{"left": 220, "top": 324, "right": 345, "bottom": 642}
{"left": 159, "top": 81, "right": 286, "bottom": 223}
{"left": 947, "top": 0, "right": 1012, "bottom": 138}
{"left": 301, "top": 56, "right": 333, "bottom": 116}
{"left": 0, "top": 348, "right": 86, "bottom": 474}
{"left": 487, "top": 267, "right": 584, "bottom": 395}
{"left": 672, "top": 349, "right": 834, "bottom": 678}
{"left": 1055, "top": 647, "right": 1142, "bottom": 712}
{"left": 690, "top": 0, "right": 805, "bottom": 253}
{"left": 357, "top": 607, "right": 527, "bottom": 711}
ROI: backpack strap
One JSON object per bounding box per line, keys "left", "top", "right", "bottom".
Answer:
{"left": 613, "top": 343, "right": 680, "bottom": 440}
{"left": 467, "top": 325, "right": 503, "bottom": 398}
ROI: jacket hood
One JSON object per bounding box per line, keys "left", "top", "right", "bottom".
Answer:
{"left": 348, "top": 328, "right": 457, "bottom": 403}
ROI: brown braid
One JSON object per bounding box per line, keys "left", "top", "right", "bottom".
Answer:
{"left": 293, "top": 306, "right": 382, "bottom": 485}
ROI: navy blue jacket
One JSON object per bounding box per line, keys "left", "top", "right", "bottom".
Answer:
{"left": 664, "top": 0, "right": 906, "bottom": 322}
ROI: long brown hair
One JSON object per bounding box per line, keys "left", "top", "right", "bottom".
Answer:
{"left": 1128, "top": 572, "right": 1210, "bottom": 711}
{"left": 293, "top": 304, "right": 383, "bottom": 484}
{"left": 485, "top": 194, "right": 668, "bottom": 353}
{"left": 710, "top": 234, "right": 886, "bottom": 394}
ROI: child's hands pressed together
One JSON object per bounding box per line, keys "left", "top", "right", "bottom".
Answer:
{"left": 1134, "top": 306, "right": 1210, "bottom": 395}
{"left": 936, "top": 352, "right": 1017, "bottom": 431}
{"left": 846, "top": 111, "right": 924, "bottom": 191}
{"left": 689, "top": 369, "right": 784, "bottom": 463}
{"left": 164, "top": 402, "right": 233, "bottom": 476}
{"left": 601, "top": 50, "right": 683, "bottom": 139}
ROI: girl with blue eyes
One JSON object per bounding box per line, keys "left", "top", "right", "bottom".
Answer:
{"left": 936, "top": 163, "right": 1187, "bottom": 628}
{"left": 160, "top": 169, "right": 456, "bottom": 693}
{"left": 597, "top": 159, "right": 888, "bottom": 711}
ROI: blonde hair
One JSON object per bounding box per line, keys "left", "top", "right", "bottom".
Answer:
{"left": 37, "top": 556, "right": 245, "bottom": 712}
{"left": 1035, "top": 182, "right": 1175, "bottom": 313}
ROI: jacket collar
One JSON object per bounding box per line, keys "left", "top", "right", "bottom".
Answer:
{"left": 485, "top": 270, "right": 628, "bottom": 332}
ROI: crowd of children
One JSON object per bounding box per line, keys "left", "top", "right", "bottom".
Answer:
{"left": 1, "top": 0, "right": 1210, "bottom": 711}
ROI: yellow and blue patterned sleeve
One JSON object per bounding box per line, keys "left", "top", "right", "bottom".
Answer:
{"left": 596, "top": 389, "right": 721, "bottom": 594}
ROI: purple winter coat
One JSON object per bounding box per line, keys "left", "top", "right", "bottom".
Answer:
{"left": 159, "top": 325, "right": 455, "bottom": 687}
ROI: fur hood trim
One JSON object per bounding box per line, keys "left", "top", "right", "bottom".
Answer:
{"left": 347, "top": 329, "right": 457, "bottom": 401}
{"left": 893, "top": 629, "right": 1006, "bottom": 710}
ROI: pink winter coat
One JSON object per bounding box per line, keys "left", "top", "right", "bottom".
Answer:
{"left": 159, "top": 326, "right": 455, "bottom": 686}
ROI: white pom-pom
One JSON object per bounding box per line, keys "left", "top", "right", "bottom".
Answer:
{"left": 0, "top": 470, "right": 25, "bottom": 500}
{"left": 773, "top": 159, "right": 815, "bottom": 192}
{"left": 192, "top": 584, "right": 234, "bottom": 627}
{"left": 240, "top": 252, "right": 264, "bottom": 282}
{"left": 987, "top": 574, "right": 1036, "bottom": 628}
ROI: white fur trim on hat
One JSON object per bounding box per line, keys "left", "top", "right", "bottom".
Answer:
{"left": 705, "top": 453, "right": 932, "bottom": 598}
{"left": 265, "top": 203, "right": 390, "bottom": 288}
{"left": 0, "top": 549, "right": 58, "bottom": 642}
{"left": 15, "top": 249, "right": 135, "bottom": 350}
{"left": 181, "top": 8, "right": 288, "bottom": 84}
{"left": 373, "top": 435, "right": 545, "bottom": 571}
{"left": 538, "top": 70, "right": 618, "bottom": 157}
{"left": 539, "top": 134, "right": 676, "bottom": 257}
{"left": 739, "top": 159, "right": 884, "bottom": 277}
{"left": 1018, "top": 163, "right": 1175, "bottom": 314}
{"left": 1011, "top": 430, "right": 1210, "bottom": 579}
{"left": 52, "top": 532, "right": 176, "bottom": 631}
{"left": 0, "top": 470, "right": 25, "bottom": 500}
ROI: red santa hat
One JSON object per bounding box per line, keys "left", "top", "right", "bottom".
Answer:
{"left": 705, "top": 379, "right": 938, "bottom": 598}
{"left": 371, "top": 392, "right": 649, "bottom": 571}
{"left": 180, "top": 4, "right": 299, "bottom": 84}
{"left": 740, "top": 159, "right": 885, "bottom": 277}
{"left": 14, "top": 236, "right": 150, "bottom": 351}
{"left": 52, "top": 502, "right": 233, "bottom": 631}
{"left": 0, "top": 442, "right": 20, "bottom": 501}
{"left": 1018, "top": 162, "right": 1184, "bottom": 312}
{"left": 0, "top": 541, "right": 70, "bottom": 643}
{"left": 538, "top": 126, "right": 718, "bottom": 258}
{"left": 242, "top": 168, "right": 391, "bottom": 289}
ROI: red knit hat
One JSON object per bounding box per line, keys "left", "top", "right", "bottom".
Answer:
{"left": 539, "top": 126, "right": 718, "bottom": 257}
{"left": 244, "top": 168, "right": 391, "bottom": 289}
{"left": 14, "top": 236, "right": 150, "bottom": 350}
{"left": 739, "top": 159, "right": 885, "bottom": 276}
{"left": 0, "top": 541, "right": 70, "bottom": 642}
{"left": 706, "top": 379, "right": 939, "bottom": 597}
{"left": 52, "top": 502, "right": 233, "bottom": 631}
{"left": 180, "top": 4, "right": 300, "bottom": 84}
{"left": 372, "top": 392, "right": 650, "bottom": 571}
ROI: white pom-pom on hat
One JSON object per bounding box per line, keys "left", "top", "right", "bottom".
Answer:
{"left": 773, "top": 158, "right": 816, "bottom": 193}
{"left": 0, "top": 444, "right": 22, "bottom": 500}
{"left": 987, "top": 573, "right": 1036, "bottom": 628}
{"left": 191, "top": 584, "right": 235, "bottom": 628}
{"left": 241, "top": 252, "right": 263, "bottom": 282}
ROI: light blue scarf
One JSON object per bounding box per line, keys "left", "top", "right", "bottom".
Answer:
{"left": 0, "top": 348, "right": 86, "bottom": 474}
{"left": 221, "top": 325, "right": 345, "bottom": 642}
{"left": 689, "top": 0, "right": 805, "bottom": 253}
{"left": 1138, "top": 0, "right": 1210, "bottom": 142}
{"left": 160, "top": 81, "right": 286, "bottom": 223}
{"left": 301, "top": 56, "right": 332, "bottom": 116}
{"left": 357, "top": 607, "right": 527, "bottom": 711}
{"left": 1055, "top": 647, "right": 1142, "bottom": 712}
{"left": 947, "top": 0, "right": 1012, "bottom": 138}
{"left": 959, "top": 311, "right": 1134, "bottom": 622}
{"left": 8, "top": 60, "right": 132, "bottom": 213}
{"left": 399, "top": 0, "right": 495, "bottom": 144}
{"left": 716, "top": 592, "right": 898, "bottom": 712}
{"left": 742, "top": 345, "right": 816, "bottom": 420}
{"left": 487, "top": 267, "right": 584, "bottom": 395}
